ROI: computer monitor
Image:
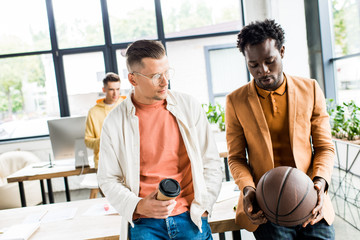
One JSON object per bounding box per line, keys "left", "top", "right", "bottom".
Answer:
{"left": 47, "top": 116, "right": 89, "bottom": 168}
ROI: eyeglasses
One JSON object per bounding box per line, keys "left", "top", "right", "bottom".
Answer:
{"left": 131, "top": 68, "right": 175, "bottom": 86}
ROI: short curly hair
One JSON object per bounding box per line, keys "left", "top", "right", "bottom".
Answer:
{"left": 237, "top": 19, "right": 285, "bottom": 55}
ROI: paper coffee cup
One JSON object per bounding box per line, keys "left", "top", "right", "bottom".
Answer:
{"left": 157, "top": 178, "right": 181, "bottom": 201}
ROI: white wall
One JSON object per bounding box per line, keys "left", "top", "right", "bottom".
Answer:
{"left": 274, "top": 0, "right": 310, "bottom": 78}
{"left": 167, "top": 34, "right": 238, "bottom": 104}
{"left": 244, "top": 0, "right": 310, "bottom": 78}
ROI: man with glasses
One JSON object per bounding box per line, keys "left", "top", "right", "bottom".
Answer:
{"left": 97, "top": 40, "right": 222, "bottom": 240}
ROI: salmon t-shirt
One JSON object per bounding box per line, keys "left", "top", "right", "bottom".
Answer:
{"left": 132, "top": 96, "right": 194, "bottom": 218}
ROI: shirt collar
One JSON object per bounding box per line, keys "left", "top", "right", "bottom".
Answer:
{"left": 125, "top": 89, "right": 176, "bottom": 116}
{"left": 255, "top": 74, "right": 287, "bottom": 98}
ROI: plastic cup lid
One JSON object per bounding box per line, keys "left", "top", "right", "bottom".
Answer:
{"left": 159, "top": 178, "right": 181, "bottom": 197}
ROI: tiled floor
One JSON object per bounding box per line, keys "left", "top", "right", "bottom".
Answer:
{"left": 52, "top": 189, "right": 360, "bottom": 240}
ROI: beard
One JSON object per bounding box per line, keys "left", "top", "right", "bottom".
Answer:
{"left": 255, "top": 67, "right": 283, "bottom": 91}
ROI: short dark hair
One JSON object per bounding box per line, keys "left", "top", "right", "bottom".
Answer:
{"left": 237, "top": 19, "right": 285, "bottom": 55}
{"left": 125, "top": 40, "right": 166, "bottom": 71}
{"left": 103, "top": 72, "right": 120, "bottom": 86}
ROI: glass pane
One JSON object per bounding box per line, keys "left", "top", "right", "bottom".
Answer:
{"left": 209, "top": 47, "right": 248, "bottom": 95}
{"left": 331, "top": 0, "right": 360, "bottom": 57}
{"left": 161, "top": 0, "right": 242, "bottom": 38}
{"left": 63, "top": 52, "right": 106, "bottom": 116}
{"left": 214, "top": 96, "right": 226, "bottom": 107}
{"left": 0, "top": 0, "right": 51, "bottom": 55}
{"left": 166, "top": 35, "right": 239, "bottom": 104}
{"left": 334, "top": 57, "right": 360, "bottom": 105}
{"left": 0, "top": 54, "right": 59, "bottom": 140}
{"left": 107, "top": 0, "right": 157, "bottom": 43}
{"left": 116, "top": 49, "right": 132, "bottom": 95}
{"left": 52, "top": 0, "right": 104, "bottom": 49}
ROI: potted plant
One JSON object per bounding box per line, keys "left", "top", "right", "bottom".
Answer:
{"left": 202, "top": 102, "right": 225, "bottom": 132}
{"left": 326, "top": 99, "right": 360, "bottom": 230}
{"left": 327, "top": 99, "right": 360, "bottom": 141}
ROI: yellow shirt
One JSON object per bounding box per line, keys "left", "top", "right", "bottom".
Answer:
{"left": 85, "top": 96, "right": 126, "bottom": 168}
{"left": 255, "top": 76, "right": 295, "bottom": 167}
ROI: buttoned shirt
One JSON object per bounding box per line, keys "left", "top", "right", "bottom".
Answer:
{"left": 255, "top": 76, "right": 296, "bottom": 167}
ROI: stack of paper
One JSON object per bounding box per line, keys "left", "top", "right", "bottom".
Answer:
{"left": 0, "top": 222, "right": 40, "bottom": 240}
{"left": 82, "top": 203, "right": 117, "bottom": 216}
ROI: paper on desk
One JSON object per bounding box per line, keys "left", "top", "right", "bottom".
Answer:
{"left": 82, "top": 203, "right": 117, "bottom": 216}
{"left": 216, "top": 182, "right": 240, "bottom": 202}
{"left": 40, "top": 207, "right": 77, "bottom": 223}
{"left": 22, "top": 210, "right": 48, "bottom": 224}
{"left": 0, "top": 222, "right": 40, "bottom": 240}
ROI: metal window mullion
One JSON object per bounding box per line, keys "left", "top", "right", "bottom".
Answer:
{"left": 330, "top": 52, "right": 360, "bottom": 62}
{"left": 154, "top": 0, "right": 166, "bottom": 47}
{"left": 318, "top": 0, "right": 337, "bottom": 101}
{"left": 239, "top": 0, "right": 251, "bottom": 83}
{"left": 100, "top": 0, "right": 117, "bottom": 73}
{"left": 0, "top": 50, "right": 52, "bottom": 59}
{"left": 45, "top": 0, "right": 69, "bottom": 117}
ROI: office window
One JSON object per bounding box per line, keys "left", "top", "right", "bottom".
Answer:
{"left": 63, "top": 52, "right": 105, "bottom": 116}
{"left": 0, "top": 0, "right": 51, "bottom": 55}
{"left": 166, "top": 35, "right": 239, "bottom": 104}
{"left": 107, "top": 0, "right": 157, "bottom": 43}
{"left": 332, "top": 0, "right": 360, "bottom": 57}
{"left": 52, "top": 0, "right": 105, "bottom": 49}
{"left": 330, "top": 0, "right": 360, "bottom": 104}
{"left": 0, "top": 54, "right": 59, "bottom": 140}
{"left": 161, "top": 0, "right": 242, "bottom": 38}
{"left": 116, "top": 49, "right": 132, "bottom": 95}
{"left": 205, "top": 45, "right": 248, "bottom": 105}
{"left": 0, "top": 0, "right": 245, "bottom": 142}
{"left": 333, "top": 57, "right": 360, "bottom": 104}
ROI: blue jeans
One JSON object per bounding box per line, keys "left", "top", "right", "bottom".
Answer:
{"left": 128, "top": 211, "right": 213, "bottom": 240}
{"left": 253, "top": 219, "right": 335, "bottom": 240}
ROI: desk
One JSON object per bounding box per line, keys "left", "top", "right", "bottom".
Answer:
{"left": 0, "top": 182, "right": 241, "bottom": 240}
{"left": 216, "top": 140, "right": 231, "bottom": 183}
{"left": 7, "top": 159, "right": 96, "bottom": 207}
{"left": 7, "top": 142, "right": 229, "bottom": 208}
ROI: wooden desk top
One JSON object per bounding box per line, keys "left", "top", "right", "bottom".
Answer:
{"left": 7, "top": 159, "right": 97, "bottom": 183}
{"left": 0, "top": 182, "right": 240, "bottom": 239}
{"left": 210, "top": 193, "right": 239, "bottom": 233}
{"left": 216, "top": 141, "right": 228, "bottom": 158}
{"left": 0, "top": 198, "right": 119, "bottom": 240}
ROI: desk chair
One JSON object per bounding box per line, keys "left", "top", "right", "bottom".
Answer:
{"left": 0, "top": 151, "right": 42, "bottom": 209}
{"left": 80, "top": 173, "right": 100, "bottom": 199}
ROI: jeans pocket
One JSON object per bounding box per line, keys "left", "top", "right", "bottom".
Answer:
{"left": 133, "top": 218, "right": 142, "bottom": 224}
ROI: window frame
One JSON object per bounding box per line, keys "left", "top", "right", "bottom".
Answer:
{"left": 204, "top": 43, "right": 250, "bottom": 104}
{"left": 0, "top": 0, "right": 246, "bottom": 142}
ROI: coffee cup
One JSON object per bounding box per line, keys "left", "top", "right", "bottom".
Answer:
{"left": 157, "top": 178, "right": 181, "bottom": 201}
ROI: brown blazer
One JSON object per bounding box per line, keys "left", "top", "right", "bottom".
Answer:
{"left": 225, "top": 74, "right": 335, "bottom": 232}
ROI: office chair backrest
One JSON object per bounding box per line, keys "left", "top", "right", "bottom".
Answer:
{"left": 0, "top": 151, "right": 41, "bottom": 178}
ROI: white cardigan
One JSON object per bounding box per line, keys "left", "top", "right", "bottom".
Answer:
{"left": 97, "top": 90, "right": 223, "bottom": 240}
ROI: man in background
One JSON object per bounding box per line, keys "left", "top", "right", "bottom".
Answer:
{"left": 85, "top": 72, "right": 126, "bottom": 169}
{"left": 97, "top": 40, "right": 222, "bottom": 240}
{"left": 226, "top": 19, "right": 335, "bottom": 239}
